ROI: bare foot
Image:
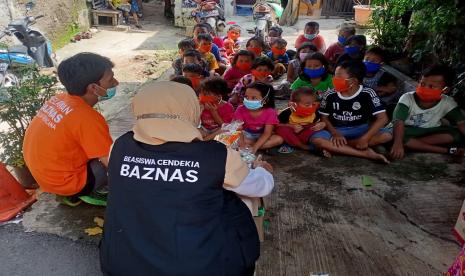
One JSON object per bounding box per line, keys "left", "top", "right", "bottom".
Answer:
{"left": 322, "top": 149, "right": 332, "bottom": 158}
{"left": 365, "top": 148, "right": 390, "bottom": 164}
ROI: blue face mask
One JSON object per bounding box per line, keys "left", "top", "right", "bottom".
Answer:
{"left": 97, "top": 86, "right": 117, "bottom": 102}
{"left": 338, "top": 35, "right": 346, "bottom": 45}
{"left": 303, "top": 67, "right": 325, "bottom": 78}
{"left": 304, "top": 33, "right": 317, "bottom": 40}
{"left": 243, "top": 90, "right": 269, "bottom": 110}
{"left": 344, "top": 46, "right": 360, "bottom": 55}
{"left": 363, "top": 61, "right": 381, "bottom": 73}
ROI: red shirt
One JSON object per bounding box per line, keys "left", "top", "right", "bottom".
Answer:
{"left": 324, "top": 42, "right": 344, "bottom": 64}
{"left": 295, "top": 34, "right": 326, "bottom": 53}
{"left": 223, "top": 66, "right": 250, "bottom": 89}
{"left": 213, "top": 36, "right": 224, "bottom": 48}
{"left": 201, "top": 101, "right": 234, "bottom": 130}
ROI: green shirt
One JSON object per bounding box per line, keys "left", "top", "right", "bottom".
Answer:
{"left": 290, "top": 74, "right": 334, "bottom": 100}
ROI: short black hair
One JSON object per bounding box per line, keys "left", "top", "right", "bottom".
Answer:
{"left": 171, "top": 76, "right": 193, "bottom": 88}
{"left": 183, "top": 49, "right": 203, "bottom": 61}
{"left": 197, "top": 33, "right": 213, "bottom": 43}
{"left": 246, "top": 82, "right": 275, "bottom": 109}
{"left": 246, "top": 36, "right": 266, "bottom": 48}
{"left": 178, "top": 39, "right": 195, "bottom": 51}
{"left": 231, "top": 50, "right": 254, "bottom": 66}
{"left": 346, "top": 35, "right": 367, "bottom": 47}
{"left": 58, "top": 52, "right": 114, "bottom": 96}
{"left": 377, "top": 72, "right": 397, "bottom": 87}
{"left": 305, "top": 21, "right": 319, "bottom": 29}
{"left": 300, "top": 52, "right": 330, "bottom": 81}
{"left": 271, "top": 38, "right": 287, "bottom": 47}
{"left": 200, "top": 77, "right": 229, "bottom": 97}
{"left": 193, "top": 23, "right": 209, "bottom": 32}
{"left": 338, "top": 60, "right": 367, "bottom": 83}
{"left": 365, "top": 46, "right": 386, "bottom": 62}
{"left": 252, "top": 56, "right": 275, "bottom": 71}
{"left": 182, "top": 63, "right": 204, "bottom": 75}
{"left": 269, "top": 26, "right": 283, "bottom": 36}
{"left": 422, "top": 64, "right": 456, "bottom": 87}
{"left": 297, "top": 42, "right": 318, "bottom": 56}
{"left": 228, "top": 25, "right": 241, "bottom": 32}
{"left": 291, "top": 87, "right": 316, "bottom": 102}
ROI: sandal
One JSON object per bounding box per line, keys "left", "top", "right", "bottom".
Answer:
{"left": 278, "top": 144, "right": 294, "bottom": 154}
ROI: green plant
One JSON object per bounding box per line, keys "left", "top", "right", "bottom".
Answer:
{"left": 368, "top": 0, "right": 412, "bottom": 53}
{"left": 0, "top": 67, "right": 57, "bottom": 167}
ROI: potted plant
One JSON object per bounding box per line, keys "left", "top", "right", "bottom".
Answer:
{"left": 353, "top": 0, "right": 373, "bottom": 27}
{"left": 0, "top": 66, "right": 57, "bottom": 188}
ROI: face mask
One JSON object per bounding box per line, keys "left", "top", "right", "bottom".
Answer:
{"left": 251, "top": 69, "right": 270, "bottom": 79}
{"left": 95, "top": 86, "right": 117, "bottom": 101}
{"left": 188, "top": 77, "right": 202, "bottom": 89}
{"left": 236, "top": 61, "right": 252, "bottom": 72}
{"left": 303, "top": 67, "right": 325, "bottom": 78}
{"left": 247, "top": 47, "right": 262, "bottom": 57}
{"left": 271, "top": 46, "right": 286, "bottom": 56}
{"left": 199, "top": 44, "right": 212, "bottom": 53}
{"left": 243, "top": 90, "right": 269, "bottom": 110}
{"left": 364, "top": 61, "right": 381, "bottom": 73}
{"left": 304, "top": 33, "right": 317, "bottom": 40}
{"left": 199, "top": 95, "right": 219, "bottom": 105}
{"left": 332, "top": 77, "right": 350, "bottom": 92}
{"left": 344, "top": 46, "right": 360, "bottom": 55}
{"left": 338, "top": 35, "right": 347, "bottom": 45}
{"left": 299, "top": 52, "right": 308, "bottom": 61}
{"left": 227, "top": 31, "right": 240, "bottom": 41}
{"left": 293, "top": 104, "right": 319, "bottom": 117}
{"left": 415, "top": 85, "right": 444, "bottom": 102}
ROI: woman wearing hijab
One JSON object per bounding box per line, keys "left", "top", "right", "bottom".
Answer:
{"left": 100, "top": 81, "right": 274, "bottom": 276}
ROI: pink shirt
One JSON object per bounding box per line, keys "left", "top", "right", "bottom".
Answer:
{"left": 295, "top": 34, "right": 326, "bottom": 53}
{"left": 201, "top": 101, "right": 234, "bottom": 130}
{"left": 223, "top": 67, "right": 250, "bottom": 89}
{"left": 233, "top": 106, "right": 279, "bottom": 133}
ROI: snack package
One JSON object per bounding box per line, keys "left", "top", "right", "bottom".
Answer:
{"left": 214, "top": 120, "right": 243, "bottom": 149}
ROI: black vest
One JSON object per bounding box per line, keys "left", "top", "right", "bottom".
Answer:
{"left": 100, "top": 132, "right": 259, "bottom": 276}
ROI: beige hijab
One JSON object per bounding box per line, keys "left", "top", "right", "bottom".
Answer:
{"left": 132, "top": 81, "right": 203, "bottom": 145}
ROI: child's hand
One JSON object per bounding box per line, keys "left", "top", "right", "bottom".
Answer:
{"left": 390, "top": 142, "right": 405, "bottom": 160}
{"left": 355, "top": 137, "right": 369, "bottom": 150}
{"left": 253, "top": 160, "right": 273, "bottom": 173}
{"left": 204, "top": 103, "right": 218, "bottom": 112}
{"left": 293, "top": 124, "right": 303, "bottom": 133}
{"left": 311, "top": 122, "right": 326, "bottom": 132}
{"left": 331, "top": 133, "right": 347, "bottom": 147}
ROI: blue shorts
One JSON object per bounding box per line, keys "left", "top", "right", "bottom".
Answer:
{"left": 243, "top": 130, "right": 262, "bottom": 141}
{"left": 311, "top": 124, "right": 391, "bottom": 141}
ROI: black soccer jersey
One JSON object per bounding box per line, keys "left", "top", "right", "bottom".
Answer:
{"left": 319, "top": 86, "right": 385, "bottom": 127}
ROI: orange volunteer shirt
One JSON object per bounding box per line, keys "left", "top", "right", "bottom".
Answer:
{"left": 23, "top": 93, "right": 113, "bottom": 196}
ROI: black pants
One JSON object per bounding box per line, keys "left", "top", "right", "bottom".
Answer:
{"left": 74, "top": 159, "right": 108, "bottom": 197}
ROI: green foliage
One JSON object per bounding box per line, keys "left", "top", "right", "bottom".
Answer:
{"left": 0, "top": 67, "right": 57, "bottom": 167}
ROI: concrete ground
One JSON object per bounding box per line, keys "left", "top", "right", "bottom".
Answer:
{"left": 1, "top": 2, "right": 463, "bottom": 275}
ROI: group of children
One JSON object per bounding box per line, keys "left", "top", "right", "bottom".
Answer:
{"left": 170, "top": 21, "right": 465, "bottom": 162}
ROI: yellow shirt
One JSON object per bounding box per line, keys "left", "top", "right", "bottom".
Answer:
{"left": 202, "top": 52, "right": 219, "bottom": 71}
{"left": 289, "top": 112, "right": 316, "bottom": 126}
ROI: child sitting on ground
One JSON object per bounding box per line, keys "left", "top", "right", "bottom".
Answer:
{"left": 223, "top": 50, "right": 254, "bottom": 91}
{"left": 336, "top": 35, "right": 366, "bottom": 65}
{"left": 311, "top": 60, "right": 392, "bottom": 163}
{"left": 325, "top": 23, "right": 356, "bottom": 67}
{"left": 266, "top": 38, "right": 289, "bottom": 79}
{"left": 291, "top": 52, "right": 333, "bottom": 100}
{"left": 276, "top": 88, "right": 326, "bottom": 150}
{"left": 234, "top": 82, "right": 283, "bottom": 154}
{"left": 295, "top": 21, "right": 326, "bottom": 53}
{"left": 197, "top": 33, "right": 219, "bottom": 76}
{"left": 181, "top": 50, "right": 209, "bottom": 77}
{"left": 182, "top": 63, "right": 205, "bottom": 93}
{"left": 230, "top": 57, "right": 274, "bottom": 108}
{"left": 223, "top": 25, "right": 242, "bottom": 58}
{"left": 287, "top": 43, "right": 318, "bottom": 83}
{"left": 246, "top": 37, "right": 267, "bottom": 58}
{"left": 173, "top": 39, "right": 196, "bottom": 76}
{"left": 199, "top": 77, "right": 235, "bottom": 140}
{"left": 267, "top": 26, "right": 283, "bottom": 50}
{"left": 390, "top": 65, "right": 465, "bottom": 159}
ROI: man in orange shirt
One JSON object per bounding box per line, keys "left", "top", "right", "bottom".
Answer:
{"left": 295, "top": 21, "right": 326, "bottom": 53}
{"left": 23, "top": 53, "right": 118, "bottom": 206}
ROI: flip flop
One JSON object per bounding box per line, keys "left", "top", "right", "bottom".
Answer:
{"left": 278, "top": 144, "right": 294, "bottom": 154}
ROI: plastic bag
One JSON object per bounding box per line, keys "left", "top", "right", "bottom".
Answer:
{"left": 214, "top": 120, "right": 243, "bottom": 149}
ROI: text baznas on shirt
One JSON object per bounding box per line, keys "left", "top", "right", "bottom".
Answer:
{"left": 120, "top": 156, "right": 200, "bottom": 183}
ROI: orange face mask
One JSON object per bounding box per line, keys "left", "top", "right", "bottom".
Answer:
{"left": 332, "top": 77, "right": 350, "bottom": 92}
{"left": 251, "top": 70, "right": 270, "bottom": 79}
{"left": 236, "top": 61, "right": 252, "bottom": 72}
{"left": 199, "top": 94, "right": 218, "bottom": 105}
{"left": 293, "top": 103, "right": 319, "bottom": 117}
{"left": 199, "top": 44, "right": 212, "bottom": 54}
{"left": 416, "top": 85, "right": 444, "bottom": 102}
{"left": 227, "top": 31, "right": 240, "bottom": 41}
{"left": 271, "top": 46, "right": 286, "bottom": 56}
{"left": 188, "top": 77, "right": 202, "bottom": 89}
{"left": 247, "top": 47, "right": 262, "bottom": 57}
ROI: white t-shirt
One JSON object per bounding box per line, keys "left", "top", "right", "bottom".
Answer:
{"left": 398, "top": 91, "right": 458, "bottom": 128}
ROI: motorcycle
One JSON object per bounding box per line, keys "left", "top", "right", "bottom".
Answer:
{"left": 0, "top": 2, "right": 55, "bottom": 89}
{"left": 252, "top": 0, "right": 283, "bottom": 42}
{"left": 191, "top": 0, "right": 226, "bottom": 33}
